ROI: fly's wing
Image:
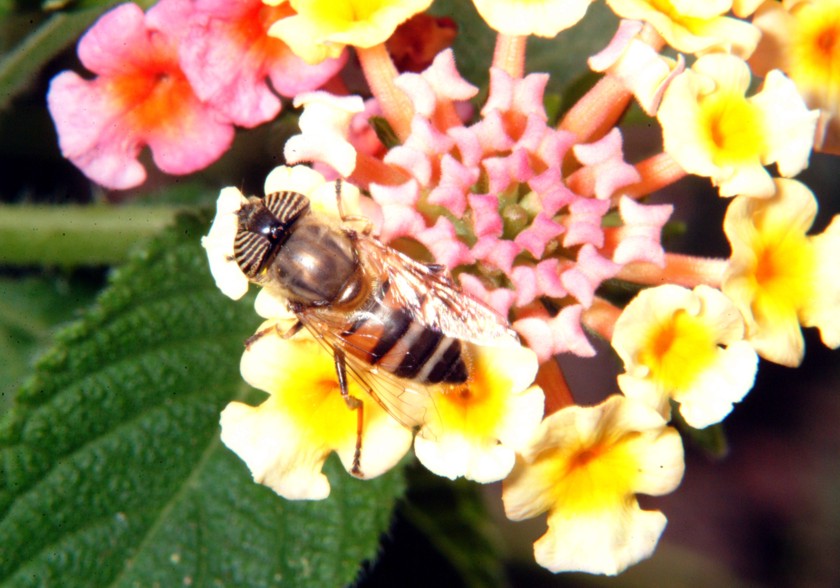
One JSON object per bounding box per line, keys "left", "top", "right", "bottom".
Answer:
{"left": 295, "top": 306, "right": 438, "bottom": 431}
{"left": 355, "top": 237, "right": 519, "bottom": 347}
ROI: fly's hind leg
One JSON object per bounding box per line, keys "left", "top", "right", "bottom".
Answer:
{"left": 334, "top": 348, "right": 365, "bottom": 477}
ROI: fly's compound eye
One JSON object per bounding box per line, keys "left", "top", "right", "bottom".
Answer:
{"left": 233, "top": 225, "right": 271, "bottom": 279}
{"left": 233, "top": 191, "right": 311, "bottom": 279}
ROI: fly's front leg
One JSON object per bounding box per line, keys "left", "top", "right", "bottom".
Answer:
{"left": 334, "top": 347, "right": 365, "bottom": 477}
{"left": 244, "top": 319, "right": 304, "bottom": 349}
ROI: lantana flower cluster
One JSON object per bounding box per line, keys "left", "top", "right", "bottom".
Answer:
{"left": 52, "top": 0, "right": 840, "bottom": 578}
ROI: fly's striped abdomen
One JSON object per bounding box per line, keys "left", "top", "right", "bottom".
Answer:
{"left": 341, "top": 282, "right": 469, "bottom": 385}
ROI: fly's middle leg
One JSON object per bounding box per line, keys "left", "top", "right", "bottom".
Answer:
{"left": 334, "top": 348, "right": 365, "bottom": 477}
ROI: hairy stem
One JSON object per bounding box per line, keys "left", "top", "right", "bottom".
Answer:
{"left": 492, "top": 33, "right": 527, "bottom": 79}
{"left": 356, "top": 43, "right": 414, "bottom": 141}
{"left": 0, "top": 204, "right": 179, "bottom": 266}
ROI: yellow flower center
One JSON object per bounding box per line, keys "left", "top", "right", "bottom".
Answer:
{"left": 646, "top": 0, "right": 724, "bottom": 33}
{"left": 432, "top": 349, "right": 507, "bottom": 440}
{"left": 298, "top": 0, "right": 390, "bottom": 30}
{"left": 540, "top": 432, "right": 643, "bottom": 514}
{"left": 748, "top": 220, "right": 816, "bottom": 324}
{"left": 698, "top": 90, "right": 766, "bottom": 166}
{"left": 789, "top": 0, "right": 840, "bottom": 106}
{"left": 277, "top": 341, "right": 366, "bottom": 447}
{"left": 638, "top": 310, "right": 717, "bottom": 396}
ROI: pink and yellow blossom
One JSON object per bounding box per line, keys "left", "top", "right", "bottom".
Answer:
{"left": 47, "top": 0, "right": 235, "bottom": 190}
{"left": 612, "top": 284, "right": 758, "bottom": 428}
{"left": 179, "top": 0, "right": 347, "bottom": 128}
{"left": 503, "top": 395, "right": 685, "bottom": 575}
{"left": 723, "top": 178, "right": 840, "bottom": 366}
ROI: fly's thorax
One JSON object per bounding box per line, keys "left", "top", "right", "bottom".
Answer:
{"left": 266, "top": 217, "right": 360, "bottom": 306}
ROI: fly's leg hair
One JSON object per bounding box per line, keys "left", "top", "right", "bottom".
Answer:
{"left": 244, "top": 319, "right": 304, "bottom": 349}
{"left": 335, "top": 178, "right": 373, "bottom": 235}
{"left": 334, "top": 347, "right": 365, "bottom": 477}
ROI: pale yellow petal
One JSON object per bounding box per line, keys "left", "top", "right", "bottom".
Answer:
{"left": 723, "top": 179, "right": 819, "bottom": 366}
{"left": 751, "top": 70, "right": 819, "bottom": 177}
{"left": 285, "top": 93, "right": 365, "bottom": 177}
{"left": 202, "top": 187, "right": 251, "bottom": 300}
{"left": 472, "top": 0, "right": 594, "bottom": 37}
{"left": 802, "top": 215, "right": 840, "bottom": 348}
{"left": 537, "top": 504, "right": 667, "bottom": 575}
{"left": 220, "top": 400, "right": 331, "bottom": 500}
{"left": 414, "top": 433, "right": 516, "bottom": 482}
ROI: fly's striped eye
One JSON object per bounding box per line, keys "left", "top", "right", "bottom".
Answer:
{"left": 264, "top": 191, "right": 310, "bottom": 224}
{"left": 234, "top": 230, "right": 270, "bottom": 278}
{"left": 233, "top": 191, "right": 311, "bottom": 278}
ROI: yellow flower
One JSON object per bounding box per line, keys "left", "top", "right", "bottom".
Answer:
{"left": 612, "top": 284, "right": 758, "bottom": 428}
{"left": 414, "top": 342, "right": 545, "bottom": 482}
{"left": 751, "top": 0, "right": 840, "bottom": 151}
{"left": 471, "top": 0, "right": 594, "bottom": 38}
{"left": 267, "top": 0, "right": 433, "bottom": 64}
{"left": 723, "top": 178, "right": 840, "bottom": 366}
{"left": 605, "top": 0, "right": 760, "bottom": 57}
{"left": 220, "top": 318, "right": 414, "bottom": 499}
{"left": 657, "top": 53, "right": 819, "bottom": 197}
{"left": 503, "top": 395, "right": 684, "bottom": 575}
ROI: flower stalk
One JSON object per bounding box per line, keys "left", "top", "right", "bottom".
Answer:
{"left": 615, "top": 254, "right": 728, "bottom": 289}
{"left": 492, "top": 33, "right": 527, "bottom": 78}
{"left": 357, "top": 43, "right": 415, "bottom": 141}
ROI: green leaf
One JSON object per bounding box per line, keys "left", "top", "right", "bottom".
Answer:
{"left": 0, "top": 212, "right": 406, "bottom": 587}
{"left": 0, "top": 0, "right": 155, "bottom": 110}
{"left": 0, "top": 272, "right": 101, "bottom": 413}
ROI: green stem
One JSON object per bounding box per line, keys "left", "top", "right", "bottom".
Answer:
{"left": 0, "top": 204, "right": 181, "bottom": 266}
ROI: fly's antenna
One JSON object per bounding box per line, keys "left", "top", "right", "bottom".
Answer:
{"left": 334, "top": 177, "right": 373, "bottom": 234}
{"left": 335, "top": 177, "right": 346, "bottom": 220}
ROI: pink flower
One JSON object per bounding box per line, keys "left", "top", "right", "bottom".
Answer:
{"left": 514, "top": 306, "right": 596, "bottom": 362}
{"left": 180, "top": 0, "right": 347, "bottom": 128}
{"left": 515, "top": 212, "right": 565, "bottom": 258}
{"left": 416, "top": 217, "right": 475, "bottom": 268}
{"left": 571, "top": 128, "right": 641, "bottom": 199}
{"left": 47, "top": 1, "right": 234, "bottom": 189}
{"left": 284, "top": 52, "right": 671, "bottom": 360}
{"left": 610, "top": 197, "right": 673, "bottom": 265}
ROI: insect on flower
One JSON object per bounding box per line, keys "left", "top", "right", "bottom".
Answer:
{"left": 228, "top": 182, "right": 521, "bottom": 476}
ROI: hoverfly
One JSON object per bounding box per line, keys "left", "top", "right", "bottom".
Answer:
{"left": 230, "top": 186, "right": 518, "bottom": 476}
